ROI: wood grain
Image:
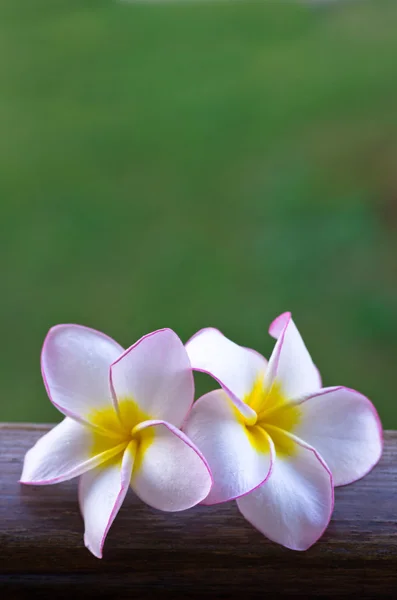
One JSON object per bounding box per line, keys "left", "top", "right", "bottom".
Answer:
{"left": 0, "top": 424, "right": 396, "bottom": 598}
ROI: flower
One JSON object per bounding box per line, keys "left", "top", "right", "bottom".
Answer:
{"left": 20, "top": 325, "right": 212, "bottom": 558}
{"left": 183, "top": 312, "right": 382, "bottom": 550}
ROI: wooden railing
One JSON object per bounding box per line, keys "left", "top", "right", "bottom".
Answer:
{"left": 1, "top": 424, "right": 396, "bottom": 598}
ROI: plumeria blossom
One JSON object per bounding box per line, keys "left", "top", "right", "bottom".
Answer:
{"left": 20, "top": 325, "right": 212, "bottom": 558}
{"left": 184, "top": 312, "right": 382, "bottom": 551}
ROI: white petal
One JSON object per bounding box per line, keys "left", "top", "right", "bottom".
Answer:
{"left": 131, "top": 420, "right": 212, "bottom": 511}
{"left": 237, "top": 433, "right": 333, "bottom": 551}
{"left": 268, "top": 311, "right": 291, "bottom": 339}
{"left": 20, "top": 418, "right": 121, "bottom": 485}
{"left": 294, "top": 387, "right": 383, "bottom": 486}
{"left": 41, "top": 324, "right": 124, "bottom": 425}
{"left": 79, "top": 443, "right": 135, "bottom": 559}
{"left": 265, "top": 313, "right": 321, "bottom": 399}
{"left": 110, "top": 329, "right": 194, "bottom": 428}
{"left": 186, "top": 327, "right": 266, "bottom": 420}
{"left": 184, "top": 389, "right": 274, "bottom": 504}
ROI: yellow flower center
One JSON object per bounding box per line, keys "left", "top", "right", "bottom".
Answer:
{"left": 241, "top": 375, "right": 301, "bottom": 458}
{"left": 87, "top": 398, "right": 154, "bottom": 471}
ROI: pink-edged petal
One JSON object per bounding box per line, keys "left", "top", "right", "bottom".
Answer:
{"left": 41, "top": 324, "right": 124, "bottom": 426}
{"left": 186, "top": 327, "right": 266, "bottom": 421}
{"left": 20, "top": 418, "right": 121, "bottom": 485}
{"left": 79, "top": 442, "right": 135, "bottom": 559}
{"left": 183, "top": 389, "right": 274, "bottom": 505}
{"left": 294, "top": 386, "right": 383, "bottom": 487}
{"left": 131, "top": 420, "right": 212, "bottom": 511}
{"left": 110, "top": 329, "right": 194, "bottom": 428}
{"left": 265, "top": 313, "right": 321, "bottom": 399}
{"left": 237, "top": 432, "right": 334, "bottom": 551}
{"left": 268, "top": 311, "right": 291, "bottom": 339}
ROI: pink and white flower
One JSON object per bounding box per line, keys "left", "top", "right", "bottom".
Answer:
{"left": 183, "top": 312, "right": 382, "bottom": 550}
{"left": 20, "top": 325, "right": 212, "bottom": 558}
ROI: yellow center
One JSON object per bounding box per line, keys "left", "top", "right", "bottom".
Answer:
{"left": 241, "top": 376, "right": 301, "bottom": 458}
{"left": 87, "top": 398, "right": 154, "bottom": 471}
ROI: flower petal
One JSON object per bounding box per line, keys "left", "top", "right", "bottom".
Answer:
{"left": 237, "top": 433, "right": 333, "bottom": 551}
{"left": 41, "top": 324, "right": 124, "bottom": 426}
{"left": 186, "top": 327, "right": 266, "bottom": 420}
{"left": 79, "top": 443, "right": 135, "bottom": 559}
{"left": 293, "top": 386, "right": 383, "bottom": 486}
{"left": 110, "top": 329, "right": 194, "bottom": 428}
{"left": 131, "top": 420, "right": 212, "bottom": 511}
{"left": 20, "top": 418, "right": 122, "bottom": 485}
{"left": 265, "top": 313, "right": 321, "bottom": 399}
{"left": 268, "top": 311, "right": 291, "bottom": 339}
{"left": 183, "top": 389, "right": 274, "bottom": 504}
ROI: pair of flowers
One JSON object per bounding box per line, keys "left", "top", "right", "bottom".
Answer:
{"left": 21, "top": 312, "right": 382, "bottom": 558}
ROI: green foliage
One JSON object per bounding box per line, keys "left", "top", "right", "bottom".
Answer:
{"left": 1, "top": 0, "right": 397, "bottom": 425}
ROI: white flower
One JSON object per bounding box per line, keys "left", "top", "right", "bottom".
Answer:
{"left": 21, "top": 325, "right": 212, "bottom": 558}
{"left": 183, "top": 312, "right": 382, "bottom": 550}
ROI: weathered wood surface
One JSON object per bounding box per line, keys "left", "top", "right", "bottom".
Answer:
{"left": 0, "top": 424, "right": 396, "bottom": 598}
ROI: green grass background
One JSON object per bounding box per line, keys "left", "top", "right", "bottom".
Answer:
{"left": 1, "top": 0, "right": 397, "bottom": 426}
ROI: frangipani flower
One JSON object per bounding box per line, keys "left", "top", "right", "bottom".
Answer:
{"left": 21, "top": 325, "right": 212, "bottom": 558}
{"left": 184, "top": 312, "right": 382, "bottom": 550}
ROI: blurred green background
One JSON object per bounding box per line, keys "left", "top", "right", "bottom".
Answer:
{"left": 1, "top": 0, "right": 397, "bottom": 426}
